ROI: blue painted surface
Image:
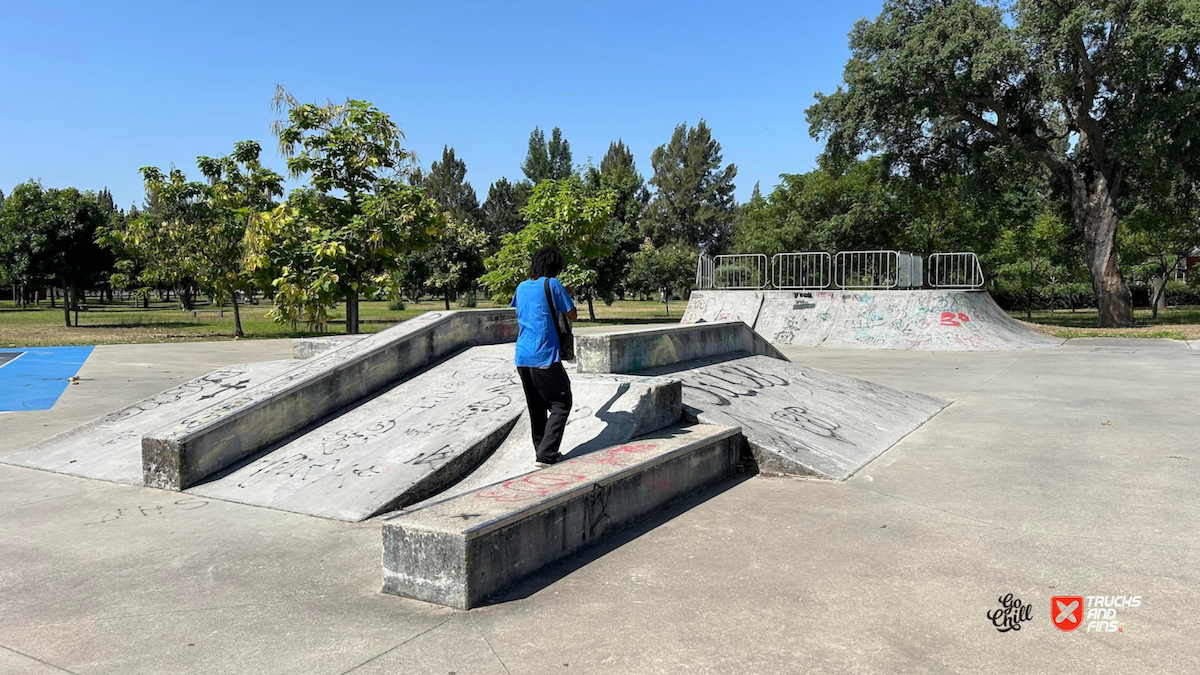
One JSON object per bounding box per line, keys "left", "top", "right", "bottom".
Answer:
{"left": 0, "top": 346, "right": 95, "bottom": 412}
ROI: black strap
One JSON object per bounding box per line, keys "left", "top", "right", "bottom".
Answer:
{"left": 543, "top": 277, "right": 562, "bottom": 334}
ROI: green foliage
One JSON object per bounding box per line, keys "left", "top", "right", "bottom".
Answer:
{"left": 522, "top": 127, "right": 574, "bottom": 183}
{"left": 421, "top": 217, "right": 490, "bottom": 308}
{"left": 387, "top": 299, "right": 406, "bottom": 311}
{"left": 642, "top": 120, "right": 737, "bottom": 253}
{"left": 626, "top": 240, "right": 696, "bottom": 317}
{"left": 806, "top": 0, "right": 1200, "bottom": 326}
{"left": 267, "top": 87, "right": 422, "bottom": 332}
{"left": 481, "top": 178, "right": 617, "bottom": 301}
{"left": 246, "top": 181, "right": 442, "bottom": 329}
{"left": 582, "top": 140, "right": 650, "bottom": 303}
{"left": 0, "top": 181, "right": 110, "bottom": 311}
{"left": 420, "top": 146, "right": 482, "bottom": 224}
{"left": 481, "top": 177, "right": 528, "bottom": 252}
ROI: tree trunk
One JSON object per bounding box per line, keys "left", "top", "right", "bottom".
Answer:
{"left": 1150, "top": 275, "right": 1167, "bottom": 319}
{"left": 587, "top": 297, "right": 596, "bottom": 321}
{"left": 1072, "top": 171, "right": 1133, "bottom": 327}
{"left": 345, "top": 291, "right": 359, "bottom": 334}
{"left": 50, "top": 286, "right": 56, "bottom": 309}
{"left": 62, "top": 283, "right": 71, "bottom": 327}
{"left": 231, "top": 292, "right": 245, "bottom": 338}
{"left": 444, "top": 289, "right": 451, "bottom": 311}
{"left": 72, "top": 285, "right": 80, "bottom": 327}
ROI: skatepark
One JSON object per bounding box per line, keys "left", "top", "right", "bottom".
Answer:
{"left": 1, "top": 278, "right": 1198, "bottom": 674}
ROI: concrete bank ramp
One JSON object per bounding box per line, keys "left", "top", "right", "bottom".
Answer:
{"left": 0, "top": 360, "right": 300, "bottom": 484}
{"left": 689, "top": 289, "right": 1063, "bottom": 351}
{"left": 681, "top": 290, "right": 764, "bottom": 326}
{"left": 641, "top": 353, "right": 947, "bottom": 479}
{"left": 189, "top": 348, "right": 683, "bottom": 522}
{"left": 188, "top": 345, "right": 523, "bottom": 521}
{"left": 420, "top": 372, "right": 682, "bottom": 501}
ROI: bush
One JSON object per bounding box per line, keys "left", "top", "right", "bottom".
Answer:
{"left": 387, "top": 299, "right": 406, "bottom": 311}
{"left": 1165, "top": 280, "right": 1200, "bottom": 307}
{"left": 457, "top": 293, "right": 477, "bottom": 308}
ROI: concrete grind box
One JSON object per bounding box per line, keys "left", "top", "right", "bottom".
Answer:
{"left": 381, "top": 425, "right": 741, "bottom": 609}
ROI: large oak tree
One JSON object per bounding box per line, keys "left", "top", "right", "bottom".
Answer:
{"left": 808, "top": 0, "right": 1200, "bottom": 327}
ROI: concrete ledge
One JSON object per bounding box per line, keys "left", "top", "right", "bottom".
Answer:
{"left": 381, "top": 424, "right": 742, "bottom": 609}
{"left": 292, "top": 335, "right": 369, "bottom": 360}
{"left": 575, "top": 322, "right": 786, "bottom": 374}
{"left": 142, "top": 310, "right": 517, "bottom": 490}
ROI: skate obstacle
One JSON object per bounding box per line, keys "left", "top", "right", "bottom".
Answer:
{"left": 684, "top": 289, "right": 1062, "bottom": 351}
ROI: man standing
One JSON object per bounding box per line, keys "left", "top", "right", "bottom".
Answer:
{"left": 511, "top": 246, "right": 578, "bottom": 466}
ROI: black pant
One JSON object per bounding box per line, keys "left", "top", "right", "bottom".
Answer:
{"left": 517, "top": 362, "right": 573, "bottom": 461}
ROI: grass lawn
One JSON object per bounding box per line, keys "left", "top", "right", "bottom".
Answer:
{"left": 0, "top": 298, "right": 683, "bottom": 348}
{"left": 1008, "top": 306, "right": 1200, "bottom": 340}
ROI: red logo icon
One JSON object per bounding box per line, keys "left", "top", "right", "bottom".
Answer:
{"left": 1052, "top": 596, "right": 1084, "bottom": 631}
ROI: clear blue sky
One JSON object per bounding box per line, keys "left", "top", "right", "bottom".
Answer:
{"left": 0, "top": 0, "right": 884, "bottom": 209}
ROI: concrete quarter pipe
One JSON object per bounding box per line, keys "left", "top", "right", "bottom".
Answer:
{"left": 687, "top": 290, "right": 1063, "bottom": 351}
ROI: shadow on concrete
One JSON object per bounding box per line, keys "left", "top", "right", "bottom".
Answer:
{"left": 478, "top": 466, "right": 759, "bottom": 608}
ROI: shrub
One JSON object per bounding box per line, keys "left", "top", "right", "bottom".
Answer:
{"left": 387, "top": 299, "right": 406, "bottom": 311}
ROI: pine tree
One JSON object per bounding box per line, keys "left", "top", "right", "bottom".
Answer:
{"left": 421, "top": 146, "right": 481, "bottom": 224}
{"left": 548, "top": 127, "right": 573, "bottom": 180}
{"left": 522, "top": 126, "right": 574, "bottom": 183}
{"left": 642, "top": 120, "right": 737, "bottom": 253}
{"left": 522, "top": 127, "right": 551, "bottom": 183}
{"left": 482, "top": 177, "right": 527, "bottom": 252}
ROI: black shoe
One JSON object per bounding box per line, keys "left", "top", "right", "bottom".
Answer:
{"left": 535, "top": 454, "right": 564, "bottom": 467}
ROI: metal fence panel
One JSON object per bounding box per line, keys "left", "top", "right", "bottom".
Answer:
{"left": 928, "top": 252, "right": 985, "bottom": 289}
{"left": 896, "top": 252, "right": 924, "bottom": 288}
{"left": 771, "top": 252, "right": 832, "bottom": 289}
{"left": 695, "top": 255, "right": 715, "bottom": 289}
{"left": 712, "top": 254, "right": 769, "bottom": 289}
{"left": 834, "top": 250, "right": 901, "bottom": 289}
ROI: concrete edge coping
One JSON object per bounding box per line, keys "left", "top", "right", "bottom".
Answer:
{"left": 383, "top": 424, "right": 743, "bottom": 540}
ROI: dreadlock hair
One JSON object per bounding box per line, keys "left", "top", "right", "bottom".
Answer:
{"left": 529, "top": 245, "right": 565, "bottom": 280}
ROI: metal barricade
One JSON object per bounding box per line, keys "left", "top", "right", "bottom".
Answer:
{"left": 695, "top": 254, "right": 715, "bottom": 290}
{"left": 897, "top": 252, "right": 924, "bottom": 288}
{"left": 712, "top": 254, "right": 769, "bottom": 289}
{"left": 771, "top": 252, "right": 832, "bottom": 289}
{"left": 834, "top": 250, "right": 901, "bottom": 289}
{"left": 928, "top": 252, "right": 985, "bottom": 289}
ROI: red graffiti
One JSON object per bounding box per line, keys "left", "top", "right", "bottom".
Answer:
{"left": 940, "top": 311, "right": 971, "bottom": 327}
{"left": 569, "top": 442, "right": 656, "bottom": 468}
{"left": 475, "top": 472, "right": 586, "bottom": 503}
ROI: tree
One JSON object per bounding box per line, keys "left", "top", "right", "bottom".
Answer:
{"left": 522, "top": 126, "right": 574, "bottom": 183}
{"left": 247, "top": 180, "right": 442, "bottom": 330}
{"left": 643, "top": 120, "right": 738, "bottom": 252}
{"left": 481, "top": 177, "right": 527, "bottom": 252}
{"left": 271, "top": 85, "right": 413, "bottom": 333}
{"left": 626, "top": 240, "right": 697, "bottom": 316}
{"left": 807, "top": 0, "right": 1200, "bottom": 327}
{"left": 1120, "top": 175, "right": 1200, "bottom": 317}
{"left": 581, "top": 140, "right": 651, "bottom": 313}
{"left": 422, "top": 218, "right": 490, "bottom": 309}
{"left": 0, "top": 182, "right": 109, "bottom": 324}
{"left": 481, "top": 178, "right": 617, "bottom": 301}
{"left": 421, "top": 146, "right": 482, "bottom": 224}
{"left": 994, "top": 210, "right": 1074, "bottom": 319}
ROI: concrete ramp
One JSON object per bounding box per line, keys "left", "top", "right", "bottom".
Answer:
{"left": 691, "top": 290, "right": 1062, "bottom": 351}
{"left": 427, "top": 373, "right": 682, "bottom": 499}
{"left": 641, "top": 353, "right": 947, "bottom": 479}
{"left": 0, "top": 360, "right": 299, "bottom": 484}
{"left": 681, "top": 290, "right": 764, "bottom": 326}
{"left": 189, "top": 349, "right": 683, "bottom": 522}
{"left": 188, "top": 345, "right": 524, "bottom": 521}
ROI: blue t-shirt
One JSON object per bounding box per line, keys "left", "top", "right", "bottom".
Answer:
{"left": 511, "top": 277, "right": 574, "bottom": 367}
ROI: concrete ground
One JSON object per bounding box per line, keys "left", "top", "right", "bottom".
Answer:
{"left": 1, "top": 336, "right": 1197, "bottom": 674}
